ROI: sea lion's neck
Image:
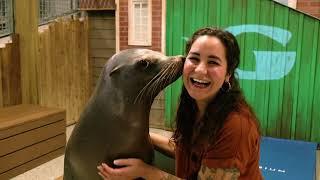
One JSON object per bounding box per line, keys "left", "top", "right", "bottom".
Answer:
{"left": 107, "top": 100, "right": 151, "bottom": 137}
{"left": 95, "top": 87, "right": 152, "bottom": 129}
{"left": 92, "top": 80, "right": 154, "bottom": 131}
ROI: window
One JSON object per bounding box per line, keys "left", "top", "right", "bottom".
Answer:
{"left": 39, "top": 0, "right": 78, "bottom": 25}
{"left": 128, "top": 0, "right": 152, "bottom": 46}
{"left": 0, "top": 0, "right": 13, "bottom": 37}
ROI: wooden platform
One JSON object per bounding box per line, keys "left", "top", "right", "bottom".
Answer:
{"left": 0, "top": 104, "right": 66, "bottom": 179}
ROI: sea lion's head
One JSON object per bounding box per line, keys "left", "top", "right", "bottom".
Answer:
{"left": 106, "top": 49, "right": 184, "bottom": 103}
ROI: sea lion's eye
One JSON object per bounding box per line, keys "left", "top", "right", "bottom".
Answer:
{"left": 137, "top": 59, "right": 150, "bottom": 69}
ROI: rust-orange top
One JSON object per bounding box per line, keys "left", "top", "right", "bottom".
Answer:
{"left": 175, "top": 104, "right": 262, "bottom": 180}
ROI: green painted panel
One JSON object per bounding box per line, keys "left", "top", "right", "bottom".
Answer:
{"left": 165, "top": 0, "right": 320, "bottom": 142}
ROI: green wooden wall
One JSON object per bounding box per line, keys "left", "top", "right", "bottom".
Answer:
{"left": 164, "top": 0, "right": 320, "bottom": 142}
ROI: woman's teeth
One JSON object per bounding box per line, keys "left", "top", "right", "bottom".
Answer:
{"left": 190, "top": 78, "right": 210, "bottom": 87}
{"left": 192, "top": 78, "right": 209, "bottom": 84}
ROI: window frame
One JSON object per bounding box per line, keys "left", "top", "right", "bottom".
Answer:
{"left": 0, "top": 0, "right": 13, "bottom": 37}
{"left": 39, "top": 0, "right": 78, "bottom": 25}
{"left": 128, "top": 0, "right": 152, "bottom": 46}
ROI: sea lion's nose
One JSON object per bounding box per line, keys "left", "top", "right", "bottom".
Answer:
{"left": 180, "top": 56, "right": 186, "bottom": 63}
{"left": 172, "top": 55, "right": 185, "bottom": 62}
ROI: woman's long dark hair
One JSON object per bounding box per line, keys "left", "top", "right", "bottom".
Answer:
{"left": 172, "top": 27, "right": 260, "bottom": 149}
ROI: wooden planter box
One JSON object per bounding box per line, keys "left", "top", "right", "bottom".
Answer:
{"left": 0, "top": 104, "right": 66, "bottom": 179}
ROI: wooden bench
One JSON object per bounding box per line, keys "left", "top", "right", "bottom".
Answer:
{"left": 0, "top": 104, "right": 66, "bottom": 179}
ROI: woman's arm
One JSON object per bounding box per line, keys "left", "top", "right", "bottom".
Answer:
{"left": 197, "top": 165, "right": 240, "bottom": 180}
{"left": 149, "top": 132, "right": 175, "bottom": 158}
{"left": 97, "top": 159, "right": 182, "bottom": 180}
{"left": 97, "top": 159, "right": 240, "bottom": 180}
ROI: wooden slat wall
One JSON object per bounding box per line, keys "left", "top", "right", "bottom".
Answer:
{"left": 88, "top": 11, "right": 115, "bottom": 88}
{"left": 14, "top": 0, "right": 39, "bottom": 105}
{"left": 38, "top": 17, "right": 91, "bottom": 125}
{"left": 0, "top": 35, "right": 22, "bottom": 107}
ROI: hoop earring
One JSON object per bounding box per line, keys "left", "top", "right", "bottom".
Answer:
{"left": 221, "top": 81, "right": 231, "bottom": 92}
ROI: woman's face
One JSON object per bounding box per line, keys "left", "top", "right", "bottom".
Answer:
{"left": 183, "top": 35, "right": 230, "bottom": 106}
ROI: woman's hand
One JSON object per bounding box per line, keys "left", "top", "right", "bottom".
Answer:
{"left": 97, "top": 158, "right": 159, "bottom": 180}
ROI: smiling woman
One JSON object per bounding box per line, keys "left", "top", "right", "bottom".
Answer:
{"left": 171, "top": 27, "right": 262, "bottom": 180}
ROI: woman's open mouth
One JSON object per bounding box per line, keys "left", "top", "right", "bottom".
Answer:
{"left": 190, "top": 78, "right": 211, "bottom": 88}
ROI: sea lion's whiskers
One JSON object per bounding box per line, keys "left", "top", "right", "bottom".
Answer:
{"left": 134, "top": 60, "right": 181, "bottom": 105}
{"left": 161, "top": 62, "right": 176, "bottom": 88}
{"left": 149, "top": 62, "right": 175, "bottom": 97}
{"left": 143, "top": 61, "right": 176, "bottom": 103}
{"left": 135, "top": 80, "right": 155, "bottom": 104}
{"left": 134, "top": 66, "right": 167, "bottom": 104}
{"left": 148, "top": 66, "right": 169, "bottom": 98}
{"left": 149, "top": 62, "right": 178, "bottom": 99}
{"left": 145, "top": 67, "right": 168, "bottom": 94}
{"left": 145, "top": 64, "right": 170, "bottom": 101}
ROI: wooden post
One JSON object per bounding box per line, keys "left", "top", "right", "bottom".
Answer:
{"left": 0, "top": 48, "right": 3, "bottom": 107}
{"left": 14, "top": 0, "right": 39, "bottom": 104}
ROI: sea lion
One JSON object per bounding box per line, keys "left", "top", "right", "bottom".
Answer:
{"left": 63, "top": 49, "right": 183, "bottom": 180}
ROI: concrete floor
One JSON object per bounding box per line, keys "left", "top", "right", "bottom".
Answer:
{"left": 10, "top": 125, "right": 320, "bottom": 180}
